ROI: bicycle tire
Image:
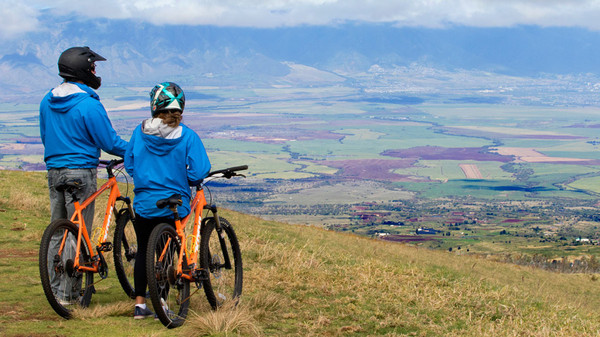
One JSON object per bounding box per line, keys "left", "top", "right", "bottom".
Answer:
{"left": 146, "top": 223, "right": 190, "bottom": 328}
{"left": 200, "top": 217, "right": 243, "bottom": 309}
{"left": 39, "top": 219, "right": 94, "bottom": 319}
{"left": 113, "top": 209, "right": 137, "bottom": 299}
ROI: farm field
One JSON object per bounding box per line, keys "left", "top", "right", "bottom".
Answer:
{"left": 3, "top": 84, "right": 600, "bottom": 261}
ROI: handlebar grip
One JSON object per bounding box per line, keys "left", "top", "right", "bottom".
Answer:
{"left": 229, "top": 165, "right": 248, "bottom": 172}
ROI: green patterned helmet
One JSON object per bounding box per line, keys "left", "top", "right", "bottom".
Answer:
{"left": 149, "top": 82, "right": 185, "bottom": 117}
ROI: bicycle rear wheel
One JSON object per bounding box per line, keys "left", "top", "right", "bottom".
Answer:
{"left": 113, "top": 209, "right": 137, "bottom": 298}
{"left": 39, "top": 219, "right": 94, "bottom": 319}
{"left": 146, "top": 223, "right": 190, "bottom": 328}
{"left": 200, "top": 217, "right": 243, "bottom": 309}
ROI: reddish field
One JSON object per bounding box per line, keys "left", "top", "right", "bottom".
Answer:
{"left": 502, "top": 219, "right": 524, "bottom": 223}
{"left": 381, "top": 234, "right": 439, "bottom": 243}
{"left": 382, "top": 146, "right": 513, "bottom": 162}
{"left": 320, "top": 158, "right": 426, "bottom": 181}
{"left": 442, "top": 127, "right": 586, "bottom": 140}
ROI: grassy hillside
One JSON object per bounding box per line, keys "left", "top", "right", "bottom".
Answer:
{"left": 2, "top": 169, "right": 600, "bottom": 336}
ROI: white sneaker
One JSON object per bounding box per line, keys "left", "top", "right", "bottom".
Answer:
{"left": 58, "top": 298, "right": 72, "bottom": 306}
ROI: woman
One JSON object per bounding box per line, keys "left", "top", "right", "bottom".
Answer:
{"left": 125, "top": 82, "right": 211, "bottom": 319}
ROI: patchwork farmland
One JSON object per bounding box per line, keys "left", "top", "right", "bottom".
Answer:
{"left": 4, "top": 86, "right": 600, "bottom": 262}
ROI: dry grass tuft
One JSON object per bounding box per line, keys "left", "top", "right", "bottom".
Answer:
{"left": 2, "top": 171, "right": 49, "bottom": 216}
{"left": 183, "top": 302, "right": 261, "bottom": 336}
{"left": 71, "top": 301, "right": 132, "bottom": 319}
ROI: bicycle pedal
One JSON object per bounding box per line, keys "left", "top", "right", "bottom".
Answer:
{"left": 193, "top": 269, "right": 210, "bottom": 281}
{"left": 97, "top": 242, "right": 113, "bottom": 252}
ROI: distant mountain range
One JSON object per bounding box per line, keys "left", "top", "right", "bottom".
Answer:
{"left": 2, "top": 16, "right": 600, "bottom": 103}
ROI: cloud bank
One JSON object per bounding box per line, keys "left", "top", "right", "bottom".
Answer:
{"left": 3, "top": 0, "right": 600, "bottom": 39}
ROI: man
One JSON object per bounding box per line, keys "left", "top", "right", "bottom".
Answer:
{"left": 39, "top": 46, "right": 128, "bottom": 304}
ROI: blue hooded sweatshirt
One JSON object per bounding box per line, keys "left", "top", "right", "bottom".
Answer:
{"left": 39, "top": 82, "right": 128, "bottom": 168}
{"left": 125, "top": 119, "right": 211, "bottom": 219}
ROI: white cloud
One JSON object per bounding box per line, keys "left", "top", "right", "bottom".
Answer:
{"left": 4, "top": 0, "right": 600, "bottom": 39}
{"left": 0, "top": 3, "right": 42, "bottom": 39}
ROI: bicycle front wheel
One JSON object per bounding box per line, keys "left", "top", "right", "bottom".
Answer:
{"left": 113, "top": 209, "right": 137, "bottom": 298}
{"left": 146, "top": 223, "right": 190, "bottom": 328}
{"left": 39, "top": 219, "right": 94, "bottom": 319}
{"left": 200, "top": 217, "right": 243, "bottom": 309}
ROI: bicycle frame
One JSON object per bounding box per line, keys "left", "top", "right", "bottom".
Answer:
{"left": 56, "top": 166, "right": 132, "bottom": 274}
{"left": 174, "top": 186, "right": 208, "bottom": 281}
{"left": 148, "top": 165, "right": 246, "bottom": 327}
{"left": 160, "top": 175, "right": 227, "bottom": 282}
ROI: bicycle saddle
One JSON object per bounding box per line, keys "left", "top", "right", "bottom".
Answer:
{"left": 55, "top": 179, "right": 83, "bottom": 192}
{"left": 156, "top": 194, "right": 183, "bottom": 209}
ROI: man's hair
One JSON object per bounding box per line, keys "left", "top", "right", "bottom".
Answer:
{"left": 156, "top": 110, "right": 182, "bottom": 128}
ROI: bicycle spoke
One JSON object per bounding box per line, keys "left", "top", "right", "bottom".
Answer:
{"left": 147, "top": 223, "right": 190, "bottom": 328}
{"left": 39, "top": 219, "right": 94, "bottom": 318}
{"left": 113, "top": 210, "right": 137, "bottom": 298}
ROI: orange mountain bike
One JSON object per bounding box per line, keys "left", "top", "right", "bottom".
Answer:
{"left": 146, "top": 165, "right": 247, "bottom": 328}
{"left": 39, "top": 159, "right": 139, "bottom": 319}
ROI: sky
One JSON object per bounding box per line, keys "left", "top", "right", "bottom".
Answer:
{"left": 3, "top": 0, "right": 600, "bottom": 40}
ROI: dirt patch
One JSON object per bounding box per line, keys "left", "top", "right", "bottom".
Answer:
{"left": 0, "top": 302, "right": 59, "bottom": 322}
{"left": 459, "top": 164, "right": 483, "bottom": 179}
{"left": 0, "top": 248, "right": 38, "bottom": 261}
{"left": 491, "top": 147, "right": 600, "bottom": 164}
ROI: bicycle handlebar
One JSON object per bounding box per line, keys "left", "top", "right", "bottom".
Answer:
{"left": 208, "top": 165, "right": 248, "bottom": 178}
{"left": 99, "top": 159, "right": 124, "bottom": 167}
{"left": 99, "top": 159, "right": 124, "bottom": 177}
{"left": 198, "top": 165, "right": 248, "bottom": 186}
{"left": 157, "top": 165, "right": 248, "bottom": 210}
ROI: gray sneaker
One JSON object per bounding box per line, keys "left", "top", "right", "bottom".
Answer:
{"left": 134, "top": 306, "right": 155, "bottom": 319}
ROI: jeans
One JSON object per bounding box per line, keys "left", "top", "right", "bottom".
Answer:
{"left": 46, "top": 168, "right": 97, "bottom": 301}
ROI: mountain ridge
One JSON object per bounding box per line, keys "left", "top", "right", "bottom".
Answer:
{"left": 3, "top": 18, "right": 600, "bottom": 103}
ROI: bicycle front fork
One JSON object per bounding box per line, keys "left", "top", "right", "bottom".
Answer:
{"left": 204, "top": 205, "right": 221, "bottom": 230}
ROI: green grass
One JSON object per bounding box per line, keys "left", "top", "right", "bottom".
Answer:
{"left": 569, "top": 176, "right": 600, "bottom": 194}
{"left": 4, "top": 170, "right": 600, "bottom": 336}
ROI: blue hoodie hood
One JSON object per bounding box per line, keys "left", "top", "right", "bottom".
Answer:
{"left": 48, "top": 82, "right": 95, "bottom": 113}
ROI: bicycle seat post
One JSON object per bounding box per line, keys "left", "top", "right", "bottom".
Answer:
{"left": 70, "top": 190, "right": 80, "bottom": 204}
{"left": 170, "top": 206, "right": 180, "bottom": 221}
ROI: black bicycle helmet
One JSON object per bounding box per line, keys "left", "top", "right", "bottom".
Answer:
{"left": 58, "top": 46, "right": 106, "bottom": 89}
{"left": 150, "top": 82, "right": 185, "bottom": 117}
